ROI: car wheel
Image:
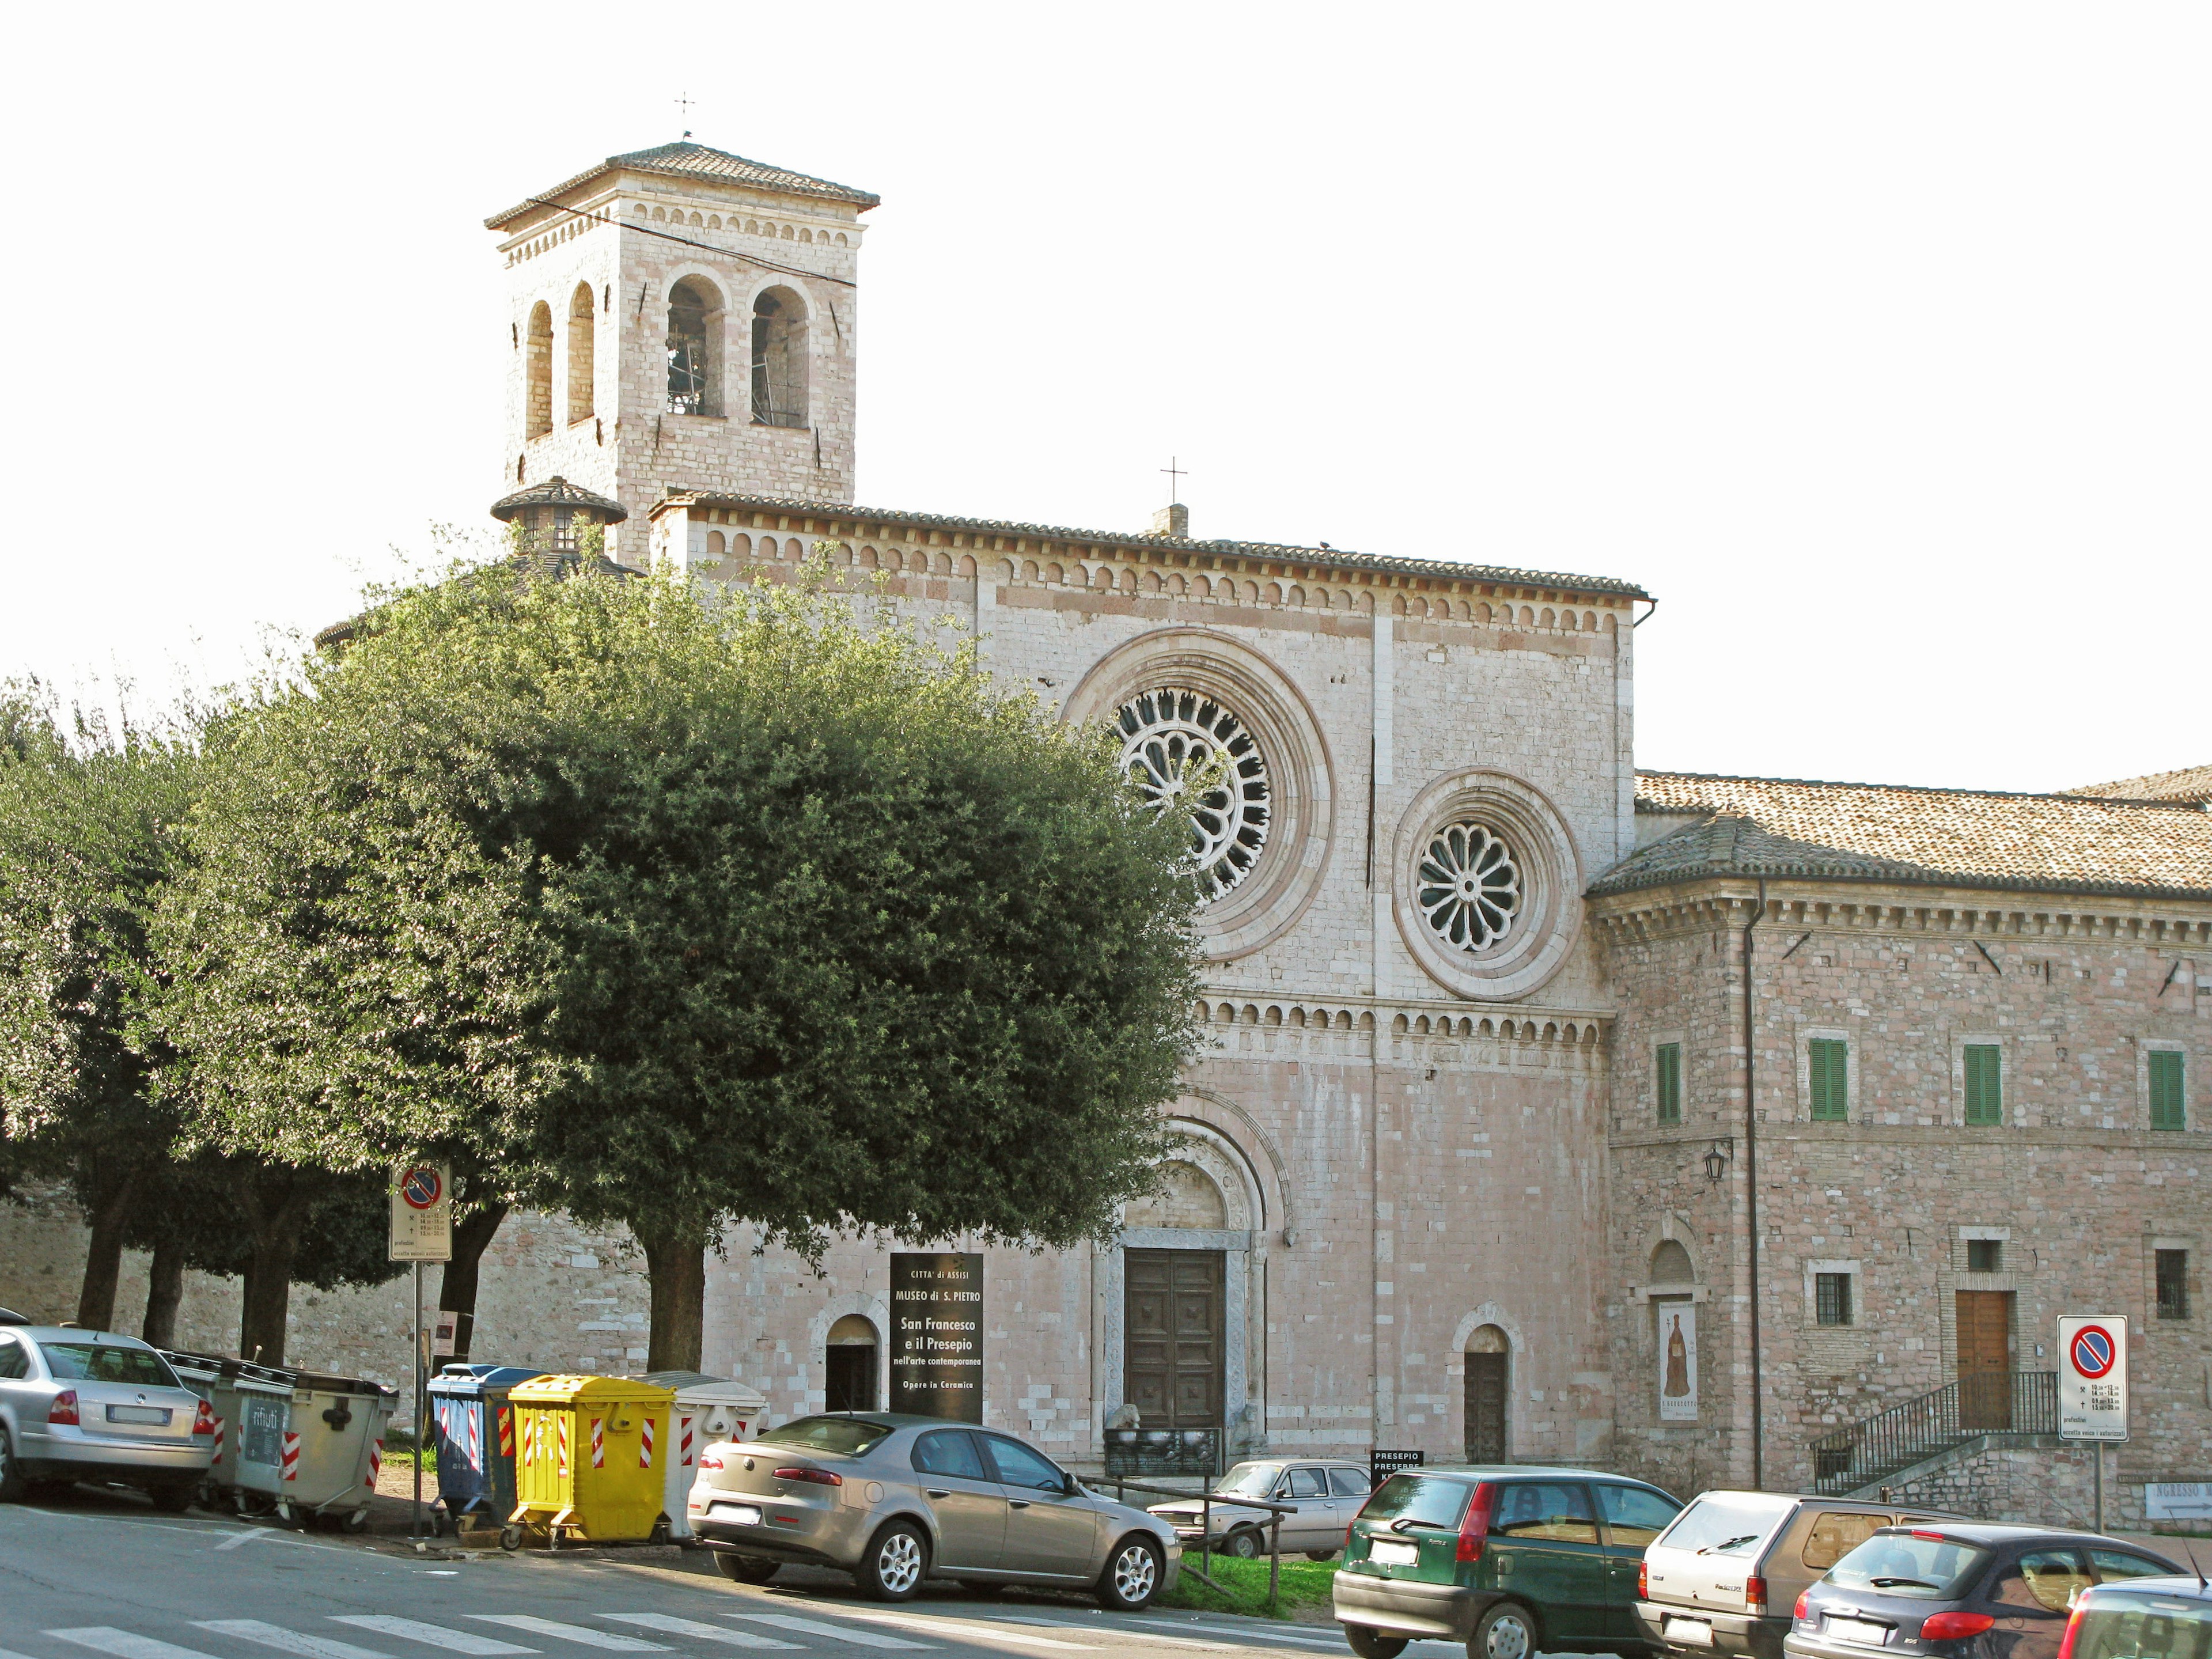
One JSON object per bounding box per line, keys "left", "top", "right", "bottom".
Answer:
{"left": 856, "top": 1521, "right": 928, "bottom": 1601}
{"left": 148, "top": 1483, "right": 195, "bottom": 1514}
{"left": 1222, "top": 1526, "right": 1264, "bottom": 1559}
{"left": 1306, "top": 1550, "right": 1339, "bottom": 1562}
{"left": 1474, "top": 1600, "right": 1541, "bottom": 1659}
{"left": 1097, "top": 1534, "right": 1162, "bottom": 1612}
{"left": 0, "top": 1429, "right": 23, "bottom": 1502}
{"left": 1344, "top": 1628, "right": 1410, "bottom": 1659}
{"left": 714, "top": 1552, "right": 781, "bottom": 1584}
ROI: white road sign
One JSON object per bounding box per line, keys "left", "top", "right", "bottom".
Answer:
{"left": 389, "top": 1161, "right": 453, "bottom": 1263}
{"left": 2057, "top": 1314, "right": 2128, "bottom": 1441}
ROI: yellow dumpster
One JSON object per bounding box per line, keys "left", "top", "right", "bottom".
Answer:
{"left": 505, "top": 1374, "right": 675, "bottom": 1548}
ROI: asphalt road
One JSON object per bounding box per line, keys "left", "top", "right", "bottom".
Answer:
{"left": 0, "top": 1488, "right": 1473, "bottom": 1659}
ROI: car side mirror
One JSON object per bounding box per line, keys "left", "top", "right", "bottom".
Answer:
{"left": 1064, "top": 1474, "right": 1082, "bottom": 1497}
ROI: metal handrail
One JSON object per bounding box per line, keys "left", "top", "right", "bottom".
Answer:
{"left": 1099, "top": 1474, "right": 1301, "bottom": 1602}
{"left": 1808, "top": 1371, "right": 2058, "bottom": 1495}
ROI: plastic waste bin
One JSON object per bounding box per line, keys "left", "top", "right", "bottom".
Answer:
{"left": 632, "top": 1370, "right": 767, "bottom": 1542}
{"left": 506, "top": 1374, "right": 675, "bottom": 1547}
{"left": 282, "top": 1372, "right": 396, "bottom": 1531}
{"left": 427, "top": 1364, "right": 541, "bottom": 1535}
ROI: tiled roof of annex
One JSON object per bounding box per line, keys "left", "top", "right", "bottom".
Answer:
{"left": 1590, "top": 770, "right": 2212, "bottom": 903}
{"left": 653, "top": 490, "right": 1652, "bottom": 602}
{"left": 487, "top": 141, "right": 879, "bottom": 229}
{"left": 2064, "top": 763, "right": 2212, "bottom": 805}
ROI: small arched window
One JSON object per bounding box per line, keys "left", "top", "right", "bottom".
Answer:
{"left": 524, "top": 302, "right": 554, "bottom": 439}
{"left": 566, "top": 283, "right": 595, "bottom": 424}
{"left": 750, "top": 286, "right": 809, "bottom": 429}
{"left": 665, "top": 276, "right": 723, "bottom": 416}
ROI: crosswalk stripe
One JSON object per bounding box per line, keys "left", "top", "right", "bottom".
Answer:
{"left": 723, "top": 1615, "right": 935, "bottom": 1650}
{"left": 594, "top": 1618, "right": 800, "bottom": 1651}
{"left": 830, "top": 1612, "right": 1096, "bottom": 1651}
{"left": 196, "top": 1622, "right": 394, "bottom": 1659}
{"left": 48, "top": 1632, "right": 225, "bottom": 1659}
{"left": 464, "top": 1621, "right": 667, "bottom": 1653}
{"left": 329, "top": 1619, "right": 536, "bottom": 1656}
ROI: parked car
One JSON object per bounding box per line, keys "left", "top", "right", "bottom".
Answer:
{"left": 687, "top": 1412, "right": 1181, "bottom": 1609}
{"left": 1786, "top": 1523, "right": 2182, "bottom": 1659}
{"left": 2059, "top": 1574, "right": 2212, "bottom": 1659}
{"left": 0, "top": 1308, "right": 26, "bottom": 1325}
{"left": 1334, "top": 1463, "right": 1684, "bottom": 1659}
{"left": 1149, "top": 1458, "right": 1375, "bottom": 1559}
{"left": 1638, "top": 1490, "right": 1969, "bottom": 1659}
{"left": 0, "top": 1325, "right": 215, "bottom": 1510}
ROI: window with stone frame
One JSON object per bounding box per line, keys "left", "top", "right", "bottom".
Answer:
{"left": 1964, "top": 1044, "right": 2003, "bottom": 1126}
{"left": 1967, "top": 1238, "right": 2003, "bottom": 1273}
{"left": 2158, "top": 1249, "right": 2190, "bottom": 1320}
{"left": 1656, "top": 1042, "right": 1683, "bottom": 1125}
{"left": 2151, "top": 1050, "right": 2187, "bottom": 1131}
{"left": 1815, "top": 1272, "right": 1854, "bottom": 1327}
{"left": 1809, "top": 1037, "right": 1849, "bottom": 1122}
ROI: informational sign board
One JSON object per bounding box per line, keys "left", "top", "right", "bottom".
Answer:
{"left": 2146, "top": 1483, "right": 2212, "bottom": 1522}
{"left": 889, "top": 1252, "right": 984, "bottom": 1422}
{"left": 388, "top": 1162, "right": 453, "bottom": 1263}
{"left": 431, "top": 1311, "right": 460, "bottom": 1358}
{"left": 1371, "top": 1449, "right": 1426, "bottom": 1484}
{"left": 2057, "top": 1315, "right": 2128, "bottom": 1441}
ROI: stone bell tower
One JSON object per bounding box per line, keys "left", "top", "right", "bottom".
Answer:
{"left": 486, "top": 141, "right": 876, "bottom": 567}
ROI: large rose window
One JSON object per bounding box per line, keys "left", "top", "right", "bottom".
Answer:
{"left": 1416, "top": 822, "right": 1522, "bottom": 952}
{"left": 1116, "top": 688, "right": 1271, "bottom": 900}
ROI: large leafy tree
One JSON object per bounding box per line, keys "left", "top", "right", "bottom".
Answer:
{"left": 156, "top": 558, "right": 1205, "bottom": 1368}
{"left": 0, "top": 683, "right": 198, "bottom": 1330}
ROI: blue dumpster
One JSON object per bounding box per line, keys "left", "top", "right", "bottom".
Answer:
{"left": 426, "top": 1364, "right": 541, "bottom": 1534}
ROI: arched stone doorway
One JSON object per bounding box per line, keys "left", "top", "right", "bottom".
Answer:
{"left": 1464, "top": 1324, "right": 1510, "bottom": 1463}
{"left": 825, "top": 1312, "right": 878, "bottom": 1413}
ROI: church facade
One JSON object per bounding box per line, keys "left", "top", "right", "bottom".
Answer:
{"left": 180, "top": 139, "right": 2212, "bottom": 1520}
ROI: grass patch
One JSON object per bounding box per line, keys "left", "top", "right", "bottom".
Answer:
{"left": 1157, "top": 1551, "right": 1339, "bottom": 1620}
{"left": 378, "top": 1430, "right": 437, "bottom": 1476}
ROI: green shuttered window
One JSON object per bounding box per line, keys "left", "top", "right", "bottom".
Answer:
{"left": 2151, "top": 1051, "right": 2186, "bottom": 1132}
{"left": 1657, "top": 1043, "right": 1682, "bottom": 1125}
{"left": 1809, "top": 1038, "right": 1849, "bottom": 1122}
{"left": 1964, "top": 1044, "right": 2003, "bottom": 1127}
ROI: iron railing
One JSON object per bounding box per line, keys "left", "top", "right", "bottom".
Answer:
{"left": 1104, "top": 1426, "right": 1221, "bottom": 1479}
{"left": 1808, "top": 1371, "right": 2056, "bottom": 1495}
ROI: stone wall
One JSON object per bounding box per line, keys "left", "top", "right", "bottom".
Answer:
{"left": 1596, "top": 877, "right": 2212, "bottom": 1501}
{"left": 1874, "top": 1439, "right": 2105, "bottom": 1531}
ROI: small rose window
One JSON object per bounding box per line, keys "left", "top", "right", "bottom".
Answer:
{"left": 1417, "top": 823, "right": 1521, "bottom": 952}
{"left": 1116, "top": 688, "right": 1271, "bottom": 901}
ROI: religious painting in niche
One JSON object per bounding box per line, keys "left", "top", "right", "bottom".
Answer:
{"left": 1657, "top": 1300, "right": 1698, "bottom": 1422}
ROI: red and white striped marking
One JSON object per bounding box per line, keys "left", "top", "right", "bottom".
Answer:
{"left": 638, "top": 1415, "right": 654, "bottom": 1469}
{"left": 465, "top": 1404, "right": 482, "bottom": 1470}
{"left": 369, "top": 1437, "right": 384, "bottom": 1483}
{"left": 280, "top": 1431, "right": 301, "bottom": 1483}
{"left": 556, "top": 1412, "right": 569, "bottom": 1478}
{"left": 497, "top": 1404, "right": 514, "bottom": 1458}
{"left": 678, "top": 1415, "right": 694, "bottom": 1468}
{"left": 211, "top": 1417, "right": 226, "bottom": 1463}
{"left": 589, "top": 1416, "right": 605, "bottom": 1470}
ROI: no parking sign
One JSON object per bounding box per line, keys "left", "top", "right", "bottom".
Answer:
{"left": 388, "top": 1161, "right": 453, "bottom": 1263}
{"left": 2057, "top": 1315, "right": 2128, "bottom": 1441}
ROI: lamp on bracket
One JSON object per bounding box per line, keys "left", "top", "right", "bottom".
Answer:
{"left": 1702, "top": 1138, "right": 1736, "bottom": 1185}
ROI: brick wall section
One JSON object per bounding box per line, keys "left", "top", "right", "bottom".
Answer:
{"left": 1595, "top": 878, "right": 2212, "bottom": 1507}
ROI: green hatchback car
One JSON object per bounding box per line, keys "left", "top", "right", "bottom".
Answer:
{"left": 1334, "top": 1464, "right": 1684, "bottom": 1659}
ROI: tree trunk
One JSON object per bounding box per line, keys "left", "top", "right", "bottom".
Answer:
{"left": 638, "top": 1217, "right": 710, "bottom": 1373}
{"left": 239, "top": 1229, "right": 301, "bottom": 1366}
{"left": 142, "top": 1234, "right": 186, "bottom": 1349}
{"left": 437, "top": 1202, "right": 509, "bottom": 1365}
{"left": 76, "top": 1168, "right": 140, "bottom": 1331}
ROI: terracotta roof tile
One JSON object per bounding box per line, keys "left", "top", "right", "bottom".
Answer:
{"left": 487, "top": 142, "right": 878, "bottom": 228}
{"left": 1593, "top": 771, "right": 2212, "bottom": 902}
{"left": 2063, "top": 763, "right": 2212, "bottom": 805}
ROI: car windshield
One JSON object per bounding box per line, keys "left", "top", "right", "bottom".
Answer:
{"left": 1659, "top": 1492, "right": 1795, "bottom": 1556}
{"left": 752, "top": 1416, "right": 895, "bottom": 1457}
{"left": 39, "top": 1343, "right": 177, "bottom": 1388}
{"left": 1361, "top": 1474, "right": 1473, "bottom": 1531}
{"left": 1828, "top": 1532, "right": 1993, "bottom": 1600}
{"left": 2069, "top": 1590, "right": 2212, "bottom": 1659}
{"left": 1216, "top": 1463, "right": 1284, "bottom": 1498}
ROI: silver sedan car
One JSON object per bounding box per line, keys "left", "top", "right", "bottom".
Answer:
{"left": 1150, "top": 1457, "right": 1376, "bottom": 1559}
{"left": 688, "top": 1412, "right": 1181, "bottom": 1609}
{"left": 0, "top": 1325, "right": 214, "bottom": 1508}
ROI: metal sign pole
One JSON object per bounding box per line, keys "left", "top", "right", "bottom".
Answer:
{"left": 412, "top": 1262, "right": 423, "bottom": 1540}
{"left": 2094, "top": 1443, "right": 2105, "bottom": 1535}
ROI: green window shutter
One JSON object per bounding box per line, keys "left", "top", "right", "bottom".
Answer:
{"left": 1964, "top": 1045, "right": 2003, "bottom": 1127}
{"left": 1810, "top": 1038, "right": 1849, "bottom": 1121}
{"left": 2150, "top": 1051, "right": 2186, "bottom": 1131}
{"left": 1657, "top": 1043, "right": 1682, "bottom": 1125}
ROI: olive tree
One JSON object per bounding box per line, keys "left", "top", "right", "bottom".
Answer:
{"left": 154, "top": 558, "right": 1205, "bottom": 1368}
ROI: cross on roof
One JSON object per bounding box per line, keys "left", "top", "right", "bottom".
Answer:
{"left": 1161, "top": 456, "right": 1187, "bottom": 503}
{"left": 675, "top": 91, "right": 695, "bottom": 137}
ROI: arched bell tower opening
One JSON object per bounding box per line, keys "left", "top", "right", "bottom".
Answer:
{"left": 665, "top": 277, "right": 724, "bottom": 416}
{"left": 750, "top": 286, "right": 809, "bottom": 429}
{"left": 566, "top": 282, "right": 596, "bottom": 424}
{"left": 525, "top": 301, "right": 554, "bottom": 439}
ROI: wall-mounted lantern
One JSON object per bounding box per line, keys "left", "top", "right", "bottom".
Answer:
{"left": 1703, "top": 1138, "right": 1735, "bottom": 1184}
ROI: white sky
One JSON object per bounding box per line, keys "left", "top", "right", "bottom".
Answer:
{"left": 5, "top": 4, "right": 2205, "bottom": 793}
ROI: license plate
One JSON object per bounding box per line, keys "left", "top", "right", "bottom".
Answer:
{"left": 710, "top": 1502, "right": 763, "bottom": 1526}
{"left": 105, "top": 1405, "right": 171, "bottom": 1426}
{"left": 1827, "top": 1619, "right": 1892, "bottom": 1647}
{"left": 1664, "top": 1619, "right": 1715, "bottom": 1648}
{"left": 1369, "top": 1538, "right": 1420, "bottom": 1566}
